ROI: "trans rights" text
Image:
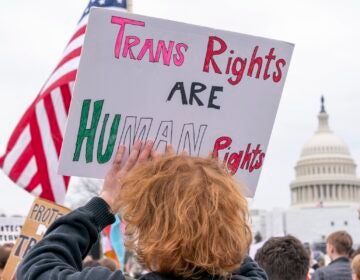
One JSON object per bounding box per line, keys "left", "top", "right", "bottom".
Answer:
{"left": 111, "top": 16, "right": 188, "bottom": 67}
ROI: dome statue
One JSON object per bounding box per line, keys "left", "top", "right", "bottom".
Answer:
{"left": 290, "top": 97, "right": 360, "bottom": 207}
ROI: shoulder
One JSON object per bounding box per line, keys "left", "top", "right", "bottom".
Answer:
{"left": 312, "top": 267, "right": 326, "bottom": 280}
{"left": 233, "top": 256, "right": 267, "bottom": 279}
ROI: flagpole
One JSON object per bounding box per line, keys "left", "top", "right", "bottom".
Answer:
{"left": 127, "top": 0, "right": 133, "bottom": 13}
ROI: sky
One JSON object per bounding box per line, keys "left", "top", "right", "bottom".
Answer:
{"left": 0, "top": 0, "right": 359, "bottom": 215}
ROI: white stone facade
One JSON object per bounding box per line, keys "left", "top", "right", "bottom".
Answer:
{"left": 290, "top": 101, "right": 360, "bottom": 207}
{"left": 250, "top": 99, "right": 360, "bottom": 245}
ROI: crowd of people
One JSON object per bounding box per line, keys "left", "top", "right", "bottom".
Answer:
{"left": 0, "top": 141, "right": 359, "bottom": 280}
{"left": 2, "top": 230, "right": 360, "bottom": 280}
{"left": 254, "top": 231, "right": 360, "bottom": 280}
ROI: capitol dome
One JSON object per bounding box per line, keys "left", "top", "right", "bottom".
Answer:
{"left": 290, "top": 97, "right": 360, "bottom": 207}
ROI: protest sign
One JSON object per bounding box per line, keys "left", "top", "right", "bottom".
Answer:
{"left": 0, "top": 217, "right": 24, "bottom": 245}
{"left": 59, "top": 8, "right": 294, "bottom": 196}
{"left": 2, "top": 198, "right": 69, "bottom": 280}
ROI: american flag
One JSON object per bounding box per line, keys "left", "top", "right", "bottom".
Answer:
{"left": 0, "top": 0, "right": 130, "bottom": 204}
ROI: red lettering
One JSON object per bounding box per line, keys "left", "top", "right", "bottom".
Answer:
{"left": 212, "top": 136, "right": 265, "bottom": 174}
{"left": 228, "top": 57, "right": 247, "bottom": 85}
{"left": 212, "top": 136, "right": 232, "bottom": 158}
{"left": 173, "top": 43, "right": 188, "bottom": 66}
{"left": 122, "top": 36, "right": 140, "bottom": 59}
{"left": 273, "top": 58, "right": 286, "bottom": 82}
{"left": 201, "top": 36, "right": 288, "bottom": 86}
{"left": 155, "top": 40, "right": 175, "bottom": 66}
{"left": 263, "top": 48, "right": 276, "bottom": 80}
{"left": 137, "top": 39, "right": 155, "bottom": 62}
{"left": 240, "top": 144, "right": 252, "bottom": 170}
{"left": 202, "top": 36, "right": 227, "bottom": 74}
{"left": 111, "top": 16, "right": 145, "bottom": 59}
{"left": 254, "top": 153, "right": 265, "bottom": 169}
{"left": 249, "top": 144, "right": 262, "bottom": 172}
{"left": 227, "top": 151, "right": 243, "bottom": 175}
{"left": 225, "top": 50, "right": 235, "bottom": 74}
{"left": 247, "top": 46, "right": 262, "bottom": 79}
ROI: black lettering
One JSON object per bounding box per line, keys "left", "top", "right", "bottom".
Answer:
{"left": 189, "top": 82, "right": 206, "bottom": 106}
{"left": 24, "top": 237, "right": 37, "bottom": 257}
{"left": 167, "top": 82, "right": 188, "bottom": 105}
{"left": 14, "top": 235, "right": 29, "bottom": 257}
{"left": 35, "top": 205, "right": 45, "bottom": 222}
{"left": 208, "top": 86, "right": 222, "bottom": 109}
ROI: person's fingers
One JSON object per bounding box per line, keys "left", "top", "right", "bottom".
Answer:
{"left": 165, "top": 144, "right": 175, "bottom": 155}
{"left": 208, "top": 151, "right": 215, "bottom": 159}
{"left": 150, "top": 148, "right": 158, "bottom": 159}
{"left": 138, "top": 140, "right": 153, "bottom": 163}
{"left": 124, "top": 140, "right": 142, "bottom": 171}
{"left": 112, "top": 145, "right": 126, "bottom": 171}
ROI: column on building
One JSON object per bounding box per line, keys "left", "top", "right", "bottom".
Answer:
{"left": 326, "top": 184, "right": 330, "bottom": 200}
{"left": 344, "top": 184, "right": 348, "bottom": 201}
{"left": 320, "top": 184, "right": 324, "bottom": 201}
{"left": 310, "top": 185, "right": 315, "bottom": 201}
{"left": 337, "top": 184, "right": 342, "bottom": 200}
{"left": 292, "top": 188, "right": 296, "bottom": 204}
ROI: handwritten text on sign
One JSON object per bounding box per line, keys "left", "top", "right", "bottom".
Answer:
{"left": 59, "top": 8, "right": 294, "bottom": 196}
{"left": 2, "top": 198, "right": 69, "bottom": 280}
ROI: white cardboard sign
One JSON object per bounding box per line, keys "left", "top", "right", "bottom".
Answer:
{"left": 0, "top": 217, "right": 25, "bottom": 245}
{"left": 59, "top": 8, "right": 294, "bottom": 196}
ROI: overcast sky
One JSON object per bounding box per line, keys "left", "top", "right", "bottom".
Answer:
{"left": 0, "top": 0, "right": 359, "bottom": 215}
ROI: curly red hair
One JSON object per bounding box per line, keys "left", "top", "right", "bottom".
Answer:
{"left": 117, "top": 155, "right": 252, "bottom": 278}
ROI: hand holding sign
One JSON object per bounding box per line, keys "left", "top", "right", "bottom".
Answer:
{"left": 100, "top": 140, "right": 154, "bottom": 212}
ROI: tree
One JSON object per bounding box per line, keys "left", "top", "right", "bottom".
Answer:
{"left": 64, "top": 177, "right": 103, "bottom": 209}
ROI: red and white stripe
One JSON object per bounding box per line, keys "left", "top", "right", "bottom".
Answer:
{"left": 0, "top": 16, "right": 89, "bottom": 203}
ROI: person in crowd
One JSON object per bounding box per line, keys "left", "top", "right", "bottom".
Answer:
{"left": 0, "top": 243, "right": 12, "bottom": 277}
{"left": 249, "top": 232, "right": 265, "bottom": 259}
{"left": 312, "top": 250, "right": 326, "bottom": 270}
{"left": 17, "top": 141, "right": 267, "bottom": 280}
{"left": 303, "top": 242, "right": 315, "bottom": 277}
{"left": 254, "top": 235, "right": 310, "bottom": 280}
{"left": 351, "top": 247, "right": 360, "bottom": 260}
{"left": 312, "top": 230, "right": 353, "bottom": 280}
{"left": 352, "top": 255, "right": 360, "bottom": 280}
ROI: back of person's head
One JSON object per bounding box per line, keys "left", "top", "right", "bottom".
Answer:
{"left": 326, "top": 230, "right": 353, "bottom": 256}
{"left": 117, "top": 155, "right": 252, "bottom": 279}
{"left": 254, "top": 235, "right": 309, "bottom": 280}
{"left": 352, "top": 255, "right": 360, "bottom": 280}
{"left": 99, "top": 258, "right": 117, "bottom": 272}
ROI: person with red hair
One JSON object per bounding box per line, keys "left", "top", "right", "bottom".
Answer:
{"left": 17, "top": 141, "right": 267, "bottom": 280}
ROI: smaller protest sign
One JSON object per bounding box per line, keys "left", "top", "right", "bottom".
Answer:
{"left": 1, "top": 198, "right": 69, "bottom": 280}
{"left": 0, "top": 217, "right": 25, "bottom": 245}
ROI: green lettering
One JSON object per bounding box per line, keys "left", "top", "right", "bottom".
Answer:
{"left": 97, "top": 113, "right": 121, "bottom": 163}
{"left": 73, "top": 99, "right": 104, "bottom": 162}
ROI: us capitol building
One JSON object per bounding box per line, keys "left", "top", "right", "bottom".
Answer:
{"left": 251, "top": 98, "right": 360, "bottom": 244}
